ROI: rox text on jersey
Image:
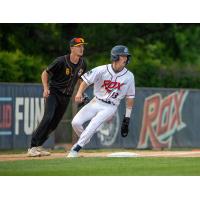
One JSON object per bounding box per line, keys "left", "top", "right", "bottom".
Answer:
{"left": 101, "top": 80, "right": 125, "bottom": 93}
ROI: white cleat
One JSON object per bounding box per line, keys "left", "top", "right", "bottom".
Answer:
{"left": 36, "top": 146, "right": 51, "bottom": 156}
{"left": 27, "top": 147, "right": 41, "bottom": 157}
{"left": 66, "top": 150, "right": 78, "bottom": 158}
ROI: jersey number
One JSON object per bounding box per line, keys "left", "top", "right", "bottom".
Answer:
{"left": 111, "top": 92, "right": 119, "bottom": 99}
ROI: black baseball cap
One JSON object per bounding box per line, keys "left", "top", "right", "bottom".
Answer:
{"left": 70, "top": 37, "right": 87, "bottom": 47}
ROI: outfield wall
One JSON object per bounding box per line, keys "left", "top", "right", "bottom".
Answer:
{"left": 85, "top": 87, "right": 200, "bottom": 149}
{"left": 0, "top": 83, "right": 54, "bottom": 149}
{"left": 0, "top": 83, "right": 200, "bottom": 149}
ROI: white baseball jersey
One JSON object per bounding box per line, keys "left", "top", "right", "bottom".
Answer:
{"left": 81, "top": 64, "right": 135, "bottom": 106}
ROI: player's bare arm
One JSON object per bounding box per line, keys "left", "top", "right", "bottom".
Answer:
{"left": 41, "top": 70, "right": 50, "bottom": 98}
{"left": 75, "top": 81, "right": 88, "bottom": 103}
{"left": 125, "top": 97, "right": 134, "bottom": 117}
{"left": 76, "top": 79, "right": 83, "bottom": 90}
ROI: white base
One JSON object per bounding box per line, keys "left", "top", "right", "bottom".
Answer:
{"left": 107, "top": 152, "right": 139, "bottom": 158}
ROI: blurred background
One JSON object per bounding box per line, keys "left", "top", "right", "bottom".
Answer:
{"left": 1, "top": 23, "right": 200, "bottom": 88}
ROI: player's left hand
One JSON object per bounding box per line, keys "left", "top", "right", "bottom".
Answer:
{"left": 121, "top": 116, "right": 130, "bottom": 137}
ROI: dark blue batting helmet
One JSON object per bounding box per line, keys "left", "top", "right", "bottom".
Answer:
{"left": 111, "top": 45, "right": 131, "bottom": 65}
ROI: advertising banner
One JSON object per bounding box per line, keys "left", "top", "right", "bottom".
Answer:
{"left": 85, "top": 88, "right": 199, "bottom": 149}
{"left": 1, "top": 83, "right": 199, "bottom": 150}
{"left": 0, "top": 83, "right": 54, "bottom": 149}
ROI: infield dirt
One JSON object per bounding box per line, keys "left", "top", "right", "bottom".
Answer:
{"left": 1, "top": 150, "right": 200, "bottom": 162}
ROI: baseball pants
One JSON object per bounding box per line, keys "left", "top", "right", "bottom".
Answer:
{"left": 31, "top": 91, "right": 70, "bottom": 147}
{"left": 72, "top": 98, "right": 118, "bottom": 147}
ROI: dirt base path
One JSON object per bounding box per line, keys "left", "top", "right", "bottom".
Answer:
{"left": 1, "top": 150, "right": 200, "bottom": 162}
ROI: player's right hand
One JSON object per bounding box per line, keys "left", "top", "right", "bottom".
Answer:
{"left": 77, "top": 93, "right": 90, "bottom": 108}
{"left": 43, "top": 88, "right": 50, "bottom": 98}
{"left": 75, "top": 93, "right": 83, "bottom": 103}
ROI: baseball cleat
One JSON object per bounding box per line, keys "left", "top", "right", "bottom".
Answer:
{"left": 66, "top": 150, "right": 78, "bottom": 158}
{"left": 36, "top": 146, "right": 51, "bottom": 156}
{"left": 27, "top": 147, "right": 41, "bottom": 157}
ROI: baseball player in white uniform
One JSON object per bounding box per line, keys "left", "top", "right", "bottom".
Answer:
{"left": 67, "top": 45, "right": 135, "bottom": 157}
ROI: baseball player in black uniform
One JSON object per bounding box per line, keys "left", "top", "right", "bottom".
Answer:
{"left": 27, "top": 37, "right": 87, "bottom": 157}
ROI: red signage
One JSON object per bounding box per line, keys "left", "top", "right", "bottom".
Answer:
{"left": 137, "top": 90, "right": 189, "bottom": 149}
{"left": 101, "top": 80, "right": 124, "bottom": 93}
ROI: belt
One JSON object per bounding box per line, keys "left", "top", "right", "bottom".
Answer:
{"left": 96, "top": 97, "right": 115, "bottom": 106}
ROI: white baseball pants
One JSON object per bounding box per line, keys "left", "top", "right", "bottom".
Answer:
{"left": 72, "top": 98, "right": 118, "bottom": 147}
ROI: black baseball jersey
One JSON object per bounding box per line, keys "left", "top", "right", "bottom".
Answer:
{"left": 46, "top": 55, "right": 87, "bottom": 96}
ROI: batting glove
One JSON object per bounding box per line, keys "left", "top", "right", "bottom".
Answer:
{"left": 121, "top": 116, "right": 130, "bottom": 137}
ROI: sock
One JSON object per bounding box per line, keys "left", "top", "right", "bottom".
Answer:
{"left": 73, "top": 144, "right": 82, "bottom": 152}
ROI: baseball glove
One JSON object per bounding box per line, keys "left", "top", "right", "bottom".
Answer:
{"left": 77, "top": 93, "right": 90, "bottom": 108}
{"left": 121, "top": 116, "right": 130, "bottom": 137}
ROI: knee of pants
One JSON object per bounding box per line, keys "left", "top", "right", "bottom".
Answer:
{"left": 71, "top": 118, "right": 82, "bottom": 130}
{"left": 42, "top": 115, "right": 57, "bottom": 131}
{"left": 44, "top": 114, "right": 54, "bottom": 124}
{"left": 50, "top": 119, "right": 61, "bottom": 131}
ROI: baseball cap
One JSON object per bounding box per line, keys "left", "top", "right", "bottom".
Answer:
{"left": 70, "top": 37, "right": 87, "bottom": 47}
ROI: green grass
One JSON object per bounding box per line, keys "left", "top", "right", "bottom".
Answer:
{"left": 0, "top": 157, "right": 200, "bottom": 175}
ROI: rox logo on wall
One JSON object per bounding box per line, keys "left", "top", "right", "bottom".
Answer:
{"left": 137, "top": 90, "right": 189, "bottom": 149}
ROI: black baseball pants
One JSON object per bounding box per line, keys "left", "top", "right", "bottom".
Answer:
{"left": 31, "top": 92, "right": 70, "bottom": 147}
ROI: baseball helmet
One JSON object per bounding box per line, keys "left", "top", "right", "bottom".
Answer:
{"left": 111, "top": 45, "right": 131, "bottom": 65}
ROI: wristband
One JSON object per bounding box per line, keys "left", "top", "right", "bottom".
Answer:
{"left": 125, "top": 108, "right": 132, "bottom": 118}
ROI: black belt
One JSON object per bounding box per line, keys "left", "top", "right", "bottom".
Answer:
{"left": 96, "top": 97, "right": 115, "bottom": 106}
